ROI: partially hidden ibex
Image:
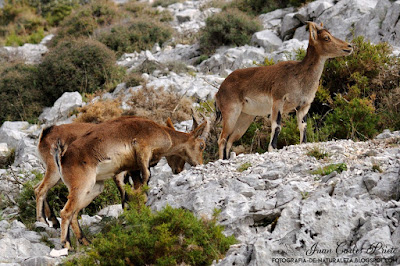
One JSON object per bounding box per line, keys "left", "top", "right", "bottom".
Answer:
{"left": 35, "top": 117, "right": 190, "bottom": 228}
{"left": 53, "top": 116, "right": 209, "bottom": 249}
{"left": 215, "top": 22, "right": 353, "bottom": 159}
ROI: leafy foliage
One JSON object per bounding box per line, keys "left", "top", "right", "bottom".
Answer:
{"left": 67, "top": 188, "right": 236, "bottom": 265}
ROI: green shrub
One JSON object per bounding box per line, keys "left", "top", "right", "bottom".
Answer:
{"left": 199, "top": 8, "right": 262, "bottom": 54}
{"left": 96, "top": 19, "right": 172, "bottom": 56}
{"left": 0, "top": 63, "right": 43, "bottom": 123}
{"left": 38, "top": 38, "right": 125, "bottom": 105}
{"left": 124, "top": 1, "right": 173, "bottom": 22}
{"left": 53, "top": 0, "right": 120, "bottom": 44}
{"left": 67, "top": 189, "right": 236, "bottom": 265}
{"left": 17, "top": 171, "right": 121, "bottom": 225}
{"left": 43, "top": 0, "right": 79, "bottom": 27}
{"left": 323, "top": 96, "right": 378, "bottom": 140}
{"left": 0, "top": 3, "right": 47, "bottom": 46}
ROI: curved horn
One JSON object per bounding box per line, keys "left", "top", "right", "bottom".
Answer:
{"left": 199, "top": 114, "right": 210, "bottom": 141}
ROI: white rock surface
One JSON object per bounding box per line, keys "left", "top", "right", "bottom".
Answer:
{"left": 38, "top": 92, "right": 83, "bottom": 125}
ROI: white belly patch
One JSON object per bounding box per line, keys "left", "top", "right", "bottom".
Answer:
{"left": 96, "top": 159, "right": 118, "bottom": 181}
{"left": 242, "top": 96, "right": 273, "bottom": 117}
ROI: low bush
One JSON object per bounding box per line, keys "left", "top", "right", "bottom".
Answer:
{"left": 0, "top": 63, "right": 43, "bottom": 123}
{"left": 38, "top": 38, "right": 124, "bottom": 105}
{"left": 199, "top": 8, "right": 262, "bottom": 54}
{"left": 228, "top": 0, "right": 311, "bottom": 15}
{"left": 51, "top": 0, "right": 120, "bottom": 45}
{"left": 0, "top": 3, "right": 47, "bottom": 45}
{"left": 96, "top": 19, "right": 172, "bottom": 56}
{"left": 125, "top": 1, "right": 173, "bottom": 22}
{"left": 66, "top": 188, "right": 236, "bottom": 265}
{"left": 124, "top": 72, "right": 145, "bottom": 88}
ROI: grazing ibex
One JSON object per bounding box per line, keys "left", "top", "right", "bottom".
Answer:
{"left": 53, "top": 116, "right": 209, "bottom": 249}
{"left": 215, "top": 22, "right": 353, "bottom": 159}
{"left": 35, "top": 117, "right": 188, "bottom": 228}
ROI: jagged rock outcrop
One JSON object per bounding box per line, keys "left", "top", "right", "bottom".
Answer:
{"left": 148, "top": 133, "right": 400, "bottom": 265}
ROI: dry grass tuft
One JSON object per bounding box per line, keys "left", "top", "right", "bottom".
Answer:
{"left": 124, "top": 86, "right": 194, "bottom": 124}
{"left": 75, "top": 98, "right": 123, "bottom": 123}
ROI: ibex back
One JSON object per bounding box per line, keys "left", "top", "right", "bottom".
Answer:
{"left": 215, "top": 22, "right": 353, "bottom": 159}
{"left": 53, "top": 116, "right": 209, "bottom": 249}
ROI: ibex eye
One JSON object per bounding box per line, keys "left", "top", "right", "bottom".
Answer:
{"left": 199, "top": 142, "right": 205, "bottom": 150}
{"left": 324, "top": 36, "right": 330, "bottom": 41}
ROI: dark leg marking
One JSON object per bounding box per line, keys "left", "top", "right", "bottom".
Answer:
{"left": 277, "top": 111, "right": 282, "bottom": 125}
{"left": 271, "top": 127, "right": 281, "bottom": 149}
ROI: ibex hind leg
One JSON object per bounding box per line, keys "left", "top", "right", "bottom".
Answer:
{"left": 297, "top": 104, "right": 311, "bottom": 144}
{"left": 218, "top": 107, "right": 242, "bottom": 159}
{"left": 34, "top": 166, "right": 61, "bottom": 226}
{"left": 225, "top": 113, "right": 255, "bottom": 157}
{"left": 60, "top": 175, "right": 104, "bottom": 249}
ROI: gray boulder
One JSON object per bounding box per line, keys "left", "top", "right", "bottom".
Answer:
{"left": 251, "top": 30, "right": 283, "bottom": 52}
{"left": 38, "top": 91, "right": 83, "bottom": 124}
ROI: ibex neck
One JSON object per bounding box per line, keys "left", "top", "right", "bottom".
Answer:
{"left": 301, "top": 45, "right": 327, "bottom": 80}
{"left": 165, "top": 128, "right": 190, "bottom": 154}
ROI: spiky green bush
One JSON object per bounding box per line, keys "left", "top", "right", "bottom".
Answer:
{"left": 67, "top": 188, "right": 236, "bottom": 265}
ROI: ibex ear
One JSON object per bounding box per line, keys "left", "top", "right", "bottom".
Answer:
{"left": 166, "top": 117, "right": 175, "bottom": 130}
{"left": 307, "top": 21, "right": 318, "bottom": 43}
{"left": 192, "top": 119, "right": 210, "bottom": 141}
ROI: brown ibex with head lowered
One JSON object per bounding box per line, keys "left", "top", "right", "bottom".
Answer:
{"left": 53, "top": 116, "right": 209, "bottom": 249}
{"left": 35, "top": 117, "right": 190, "bottom": 228}
{"left": 215, "top": 22, "right": 353, "bottom": 159}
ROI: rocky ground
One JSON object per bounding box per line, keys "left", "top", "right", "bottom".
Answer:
{"left": 1, "top": 0, "right": 400, "bottom": 265}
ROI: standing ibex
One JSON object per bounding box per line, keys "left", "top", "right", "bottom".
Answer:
{"left": 35, "top": 117, "right": 188, "bottom": 228}
{"left": 215, "top": 22, "right": 353, "bottom": 159}
{"left": 53, "top": 116, "right": 209, "bottom": 249}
